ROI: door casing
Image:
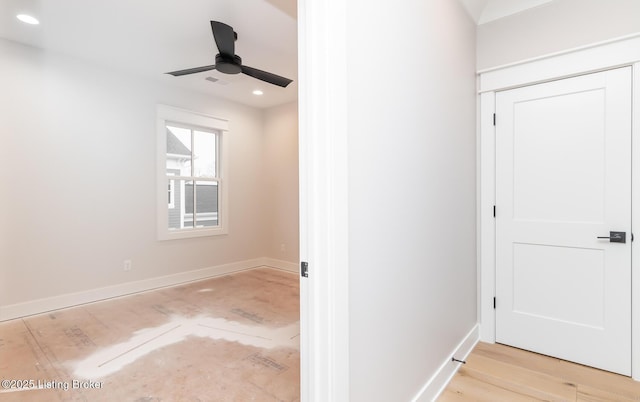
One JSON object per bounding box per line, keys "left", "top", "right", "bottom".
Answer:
{"left": 477, "top": 33, "right": 640, "bottom": 380}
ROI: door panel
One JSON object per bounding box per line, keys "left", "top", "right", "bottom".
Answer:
{"left": 512, "top": 243, "right": 604, "bottom": 328}
{"left": 496, "top": 67, "right": 632, "bottom": 375}
{"left": 512, "top": 89, "right": 605, "bottom": 223}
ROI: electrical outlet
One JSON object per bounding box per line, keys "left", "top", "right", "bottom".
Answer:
{"left": 123, "top": 260, "right": 132, "bottom": 271}
{"left": 280, "top": 243, "right": 286, "bottom": 252}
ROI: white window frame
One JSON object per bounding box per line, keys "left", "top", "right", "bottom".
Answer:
{"left": 167, "top": 173, "right": 175, "bottom": 209}
{"left": 156, "top": 104, "right": 229, "bottom": 240}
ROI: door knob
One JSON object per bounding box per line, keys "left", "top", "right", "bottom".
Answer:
{"left": 597, "top": 231, "right": 626, "bottom": 243}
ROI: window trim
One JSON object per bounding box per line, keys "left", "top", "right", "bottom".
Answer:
{"left": 167, "top": 173, "right": 176, "bottom": 209}
{"left": 156, "top": 104, "right": 229, "bottom": 240}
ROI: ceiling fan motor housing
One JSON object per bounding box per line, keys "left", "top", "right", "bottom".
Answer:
{"left": 215, "top": 54, "right": 242, "bottom": 74}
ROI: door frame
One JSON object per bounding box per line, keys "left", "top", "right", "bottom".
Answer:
{"left": 298, "top": 0, "right": 351, "bottom": 400}
{"left": 477, "top": 33, "right": 640, "bottom": 380}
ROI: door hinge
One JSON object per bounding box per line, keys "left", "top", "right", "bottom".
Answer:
{"left": 633, "top": 233, "right": 635, "bottom": 242}
{"left": 493, "top": 113, "right": 496, "bottom": 126}
{"left": 493, "top": 205, "right": 496, "bottom": 218}
{"left": 493, "top": 297, "right": 496, "bottom": 309}
{"left": 301, "top": 261, "right": 309, "bottom": 278}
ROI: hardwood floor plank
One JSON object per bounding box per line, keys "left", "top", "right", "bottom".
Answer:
{"left": 440, "top": 342, "right": 640, "bottom": 402}
{"left": 462, "top": 354, "right": 576, "bottom": 401}
{"left": 577, "top": 384, "right": 640, "bottom": 402}
{"left": 442, "top": 369, "right": 544, "bottom": 401}
{"left": 439, "top": 389, "right": 470, "bottom": 402}
{"left": 473, "top": 342, "right": 640, "bottom": 399}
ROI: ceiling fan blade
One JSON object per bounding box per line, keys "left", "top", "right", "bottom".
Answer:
{"left": 241, "top": 65, "right": 293, "bottom": 88}
{"left": 166, "top": 65, "right": 217, "bottom": 76}
{"left": 211, "top": 21, "right": 235, "bottom": 57}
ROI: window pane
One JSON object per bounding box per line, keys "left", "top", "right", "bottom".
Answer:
{"left": 195, "top": 181, "right": 219, "bottom": 227}
{"left": 193, "top": 130, "right": 217, "bottom": 178}
{"left": 166, "top": 125, "right": 192, "bottom": 176}
{"left": 168, "top": 180, "right": 194, "bottom": 230}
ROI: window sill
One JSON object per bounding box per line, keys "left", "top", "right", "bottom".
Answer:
{"left": 157, "top": 226, "right": 228, "bottom": 241}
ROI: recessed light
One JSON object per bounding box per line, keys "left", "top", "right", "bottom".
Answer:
{"left": 252, "top": 90, "right": 264, "bottom": 96}
{"left": 17, "top": 14, "right": 39, "bottom": 25}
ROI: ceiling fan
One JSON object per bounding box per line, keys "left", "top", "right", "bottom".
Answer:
{"left": 166, "top": 21, "right": 293, "bottom": 88}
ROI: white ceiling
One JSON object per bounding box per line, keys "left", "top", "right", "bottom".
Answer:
{"left": 459, "top": 0, "right": 554, "bottom": 24}
{"left": 0, "top": 0, "right": 298, "bottom": 109}
{"left": 1, "top": 0, "right": 552, "bottom": 109}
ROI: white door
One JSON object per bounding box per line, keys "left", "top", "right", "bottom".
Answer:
{"left": 495, "top": 67, "right": 632, "bottom": 375}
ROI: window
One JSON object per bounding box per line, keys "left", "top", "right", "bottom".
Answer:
{"left": 157, "top": 105, "right": 228, "bottom": 240}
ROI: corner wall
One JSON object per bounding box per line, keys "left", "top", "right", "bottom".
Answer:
{"left": 0, "top": 39, "right": 270, "bottom": 312}
{"left": 263, "top": 102, "right": 300, "bottom": 265}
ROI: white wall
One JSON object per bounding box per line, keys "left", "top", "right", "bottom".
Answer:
{"left": 346, "top": 1, "right": 477, "bottom": 400}
{"left": 263, "top": 102, "right": 299, "bottom": 263}
{"left": 0, "top": 39, "right": 271, "bottom": 309}
{"left": 477, "top": 0, "right": 640, "bottom": 70}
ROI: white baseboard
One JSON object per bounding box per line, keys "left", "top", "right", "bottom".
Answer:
{"left": 0, "top": 258, "right": 280, "bottom": 322}
{"left": 412, "top": 324, "right": 480, "bottom": 402}
{"left": 261, "top": 257, "right": 298, "bottom": 273}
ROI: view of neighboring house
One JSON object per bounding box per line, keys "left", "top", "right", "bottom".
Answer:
{"left": 166, "top": 127, "right": 219, "bottom": 230}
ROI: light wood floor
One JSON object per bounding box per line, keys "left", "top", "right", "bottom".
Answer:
{"left": 439, "top": 342, "right": 640, "bottom": 401}
{"left": 0, "top": 268, "right": 300, "bottom": 401}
